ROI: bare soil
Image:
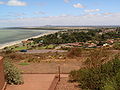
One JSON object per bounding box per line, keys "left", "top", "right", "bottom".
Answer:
{"left": 14, "top": 59, "right": 85, "bottom": 74}
{"left": 6, "top": 74, "right": 55, "bottom": 90}
{"left": 56, "top": 77, "right": 80, "bottom": 90}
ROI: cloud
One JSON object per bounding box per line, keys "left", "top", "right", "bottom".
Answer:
{"left": 102, "top": 12, "right": 112, "bottom": 16}
{"left": 64, "top": 0, "right": 70, "bottom": 3}
{"left": 1, "top": 12, "right": 120, "bottom": 27}
{"left": 84, "top": 9, "right": 101, "bottom": 13}
{"left": 0, "top": 1, "right": 4, "bottom": 4}
{"left": 0, "top": 0, "right": 27, "bottom": 6}
{"left": 64, "top": 0, "right": 79, "bottom": 3}
{"left": 73, "top": 3, "right": 85, "bottom": 8}
{"left": 8, "top": 12, "right": 26, "bottom": 17}
{"left": 34, "top": 11, "right": 46, "bottom": 15}
{"left": 7, "top": 0, "right": 27, "bottom": 6}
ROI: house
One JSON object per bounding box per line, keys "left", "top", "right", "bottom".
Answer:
{"left": 66, "top": 42, "right": 83, "bottom": 47}
{"left": 22, "top": 40, "right": 33, "bottom": 44}
{"left": 87, "top": 43, "right": 97, "bottom": 48}
{"left": 106, "top": 39, "right": 114, "bottom": 44}
{"left": 21, "top": 40, "right": 33, "bottom": 46}
{"left": 103, "top": 43, "right": 109, "bottom": 47}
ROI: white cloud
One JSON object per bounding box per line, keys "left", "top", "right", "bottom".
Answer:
{"left": 7, "top": 0, "right": 27, "bottom": 6}
{"left": 64, "top": 0, "right": 70, "bottom": 3}
{"left": 0, "top": 0, "right": 27, "bottom": 6}
{"left": 0, "top": 1, "right": 4, "bottom": 4}
{"left": 84, "top": 9, "right": 101, "bottom": 13}
{"left": 8, "top": 12, "right": 26, "bottom": 17}
{"left": 34, "top": 11, "right": 46, "bottom": 15}
{"left": 64, "top": 0, "right": 79, "bottom": 3}
{"left": 102, "top": 12, "right": 112, "bottom": 16}
{"left": 1, "top": 12, "right": 120, "bottom": 27}
{"left": 73, "top": 3, "right": 85, "bottom": 8}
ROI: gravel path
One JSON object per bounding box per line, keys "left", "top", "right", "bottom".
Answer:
{"left": 56, "top": 77, "right": 80, "bottom": 90}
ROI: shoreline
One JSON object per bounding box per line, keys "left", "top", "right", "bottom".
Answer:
{"left": 0, "top": 31, "right": 58, "bottom": 49}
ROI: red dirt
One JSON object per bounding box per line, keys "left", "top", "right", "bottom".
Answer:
{"left": 6, "top": 74, "right": 55, "bottom": 90}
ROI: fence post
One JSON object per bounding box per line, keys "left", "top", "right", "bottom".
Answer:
{"left": 58, "top": 65, "right": 60, "bottom": 82}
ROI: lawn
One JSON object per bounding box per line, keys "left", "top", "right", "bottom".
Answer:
{"left": 13, "top": 46, "right": 28, "bottom": 51}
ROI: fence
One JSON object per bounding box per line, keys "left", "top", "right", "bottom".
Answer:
{"left": 0, "top": 57, "right": 5, "bottom": 90}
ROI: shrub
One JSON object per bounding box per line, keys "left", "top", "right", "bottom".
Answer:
{"left": 69, "top": 55, "right": 120, "bottom": 90}
{"left": 67, "top": 48, "right": 83, "bottom": 58}
{"left": 4, "top": 60, "right": 23, "bottom": 85}
{"left": 4, "top": 49, "right": 13, "bottom": 54}
{"left": 60, "top": 46, "right": 71, "bottom": 51}
{"left": 102, "top": 78, "right": 117, "bottom": 90}
{"left": 84, "top": 48, "right": 111, "bottom": 68}
{"left": 69, "top": 70, "right": 79, "bottom": 82}
{"left": 113, "top": 43, "right": 120, "bottom": 50}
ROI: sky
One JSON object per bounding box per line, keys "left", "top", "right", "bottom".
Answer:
{"left": 0, "top": 0, "right": 120, "bottom": 27}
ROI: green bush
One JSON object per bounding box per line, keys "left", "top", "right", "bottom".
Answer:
{"left": 4, "top": 49, "right": 13, "bottom": 54}
{"left": 102, "top": 78, "right": 117, "bottom": 90}
{"left": 113, "top": 43, "right": 120, "bottom": 50}
{"left": 4, "top": 60, "right": 23, "bottom": 85}
{"left": 69, "top": 55, "right": 120, "bottom": 90}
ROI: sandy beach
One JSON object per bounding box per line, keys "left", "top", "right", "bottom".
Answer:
{"left": 0, "top": 31, "right": 58, "bottom": 49}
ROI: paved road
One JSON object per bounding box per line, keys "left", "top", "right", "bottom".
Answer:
{"left": 19, "top": 49, "right": 67, "bottom": 54}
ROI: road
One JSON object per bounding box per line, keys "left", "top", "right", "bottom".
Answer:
{"left": 19, "top": 49, "right": 67, "bottom": 54}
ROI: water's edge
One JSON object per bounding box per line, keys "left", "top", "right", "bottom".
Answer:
{"left": 0, "top": 29, "right": 58, "bottom": 49}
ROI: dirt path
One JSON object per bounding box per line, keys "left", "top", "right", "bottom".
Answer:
{"left": 6, "top": 74, "right": 55, "bottom": 90}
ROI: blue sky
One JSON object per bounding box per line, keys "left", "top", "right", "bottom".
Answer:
{"left": 0, "top": 0, "right": 120, "bottom": 27}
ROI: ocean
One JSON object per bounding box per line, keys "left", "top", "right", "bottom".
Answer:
{"left": 0, "top": 29, "right": 57, "bottom": 48}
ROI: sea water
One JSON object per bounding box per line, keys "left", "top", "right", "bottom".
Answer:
{"left": 0, "top": 29, "right": 57, "bottom": 47}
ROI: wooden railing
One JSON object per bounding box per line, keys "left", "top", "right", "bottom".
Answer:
{"left": 0, "top": 57, "right": 6, "bottom": 90}
{"left": 48, "top": 66, "right": 61, "bottom": 90}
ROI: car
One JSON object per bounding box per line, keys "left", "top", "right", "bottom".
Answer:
{"left": 20, "top": 50, "right": 27, "bottom": 52}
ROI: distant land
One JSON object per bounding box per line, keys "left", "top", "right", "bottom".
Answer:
{"left": 2, "top": 25, "right": 120, "bottom": 30}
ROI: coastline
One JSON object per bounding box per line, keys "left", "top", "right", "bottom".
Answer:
{"left": 0, "top": 30, "right": 58, "bottom": 49}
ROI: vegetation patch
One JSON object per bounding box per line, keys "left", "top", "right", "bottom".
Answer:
{"left": 4, "top": 60, "right": 23, "bottom": 85}
{"left": 19, "top": 62, "right": 30, "bottom": 66}
{"left": 113, "top": 42, "right": 120, "bottom": 50}
{"left": 69, "top": 55, "right": 120, "bottom": 90}
{"left": 67, "top": 48, "right": 83, "bottom": 58}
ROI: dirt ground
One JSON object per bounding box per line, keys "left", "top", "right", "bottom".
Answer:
{"left": 14, "top": 59, "right": 85, "bottom": 74}
{"left": 6, "top": 74, "right": 55, "bottom": 90}
{"left": 56, "top": 77, "right": 80, "bottom": 90}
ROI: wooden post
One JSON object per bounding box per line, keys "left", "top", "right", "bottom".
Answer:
{"left": 58, "top": 66, "right": 60, "bottom": 81}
